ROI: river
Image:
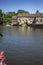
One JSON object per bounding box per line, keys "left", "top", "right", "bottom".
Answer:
{"left": 0, "top": 26, "right": 43, "bottom": 65}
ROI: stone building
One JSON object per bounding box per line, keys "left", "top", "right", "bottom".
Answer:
{"left": 11, "top": 12, "right": 43, "bottom": 26}
{"left": 11, "top": 16, "right": 17, "bottom": 25}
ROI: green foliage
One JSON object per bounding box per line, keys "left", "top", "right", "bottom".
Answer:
{"left": 5, "top": 12, "right": 16, "bottom": 18}
{"left": 17, "top": 22, "right": 19, "bottom": 26}
{"left": 4, "top": 12, "right": 16, "bottom": 24}
{"left": 36, "top": 10, "right": 39, "bottom": 14}
{"left": 0, "top": 9, "right": 29, "bottom": 24}
{"left": 0, "top": 9, "right": 3, "bottom": 24}
{"left": 17, "top": 10, "right": 29, "bottom": 13}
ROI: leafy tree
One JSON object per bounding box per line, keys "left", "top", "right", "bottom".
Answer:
{"left": 32, "top": 17, "right": 36, "bottom": 24}
{"left": 5, "top": 12, "right": 16, "bottom": 18}
{"left": 4, "top": 12, "right": 16, "bottom": 24}
{"left": 0, "top": 9, "right": 30, "bottom": 24}
{"left": 36, "top": 10, "right": 39, "bottom": 14}
{"left": 0, "top": 9, "right": 3, "bottom": 24}
{"left": 17, "top": 10, "right": 29, "bottom": 14}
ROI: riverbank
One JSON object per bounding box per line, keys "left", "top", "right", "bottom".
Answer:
{"left": 0, "top": 23, "right": 43, "bottom": 29}
{"left": 28, "top": 24, "right": 43, "bottom": 28}
{"left": 11, "top": 23, "right": 43, "bottom": 28}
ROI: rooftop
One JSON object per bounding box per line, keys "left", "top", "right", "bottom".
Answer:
{"left": 12, "top": 12, "right": 43, "bottom": 19}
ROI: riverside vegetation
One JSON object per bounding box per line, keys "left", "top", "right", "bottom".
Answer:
{"left": 0, "top": 9, "right": 29, "bottom": 25}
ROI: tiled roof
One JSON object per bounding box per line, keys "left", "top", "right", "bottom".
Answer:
{"left": 17, "top": 13, "right": 43, "bottom": 17}
{"left": 12, "top": 12, "right": 43, "bottom": 19}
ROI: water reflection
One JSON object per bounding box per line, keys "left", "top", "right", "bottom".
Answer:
{"left": 30, "top": 27, "right": 43, "bottom": 32}
{"left": 0, "top": 26, "right": 43, "bottom": 65}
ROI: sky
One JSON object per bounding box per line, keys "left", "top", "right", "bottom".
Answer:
{"left": 0, "top": 0, "right": 43, "bottom": 13}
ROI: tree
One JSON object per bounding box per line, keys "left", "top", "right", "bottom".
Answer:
{"left": 4, "top": 12, "right": 16, "bottom": 24}
{"left": 36, "top": 10, "right": 39, "bottom": 14}
{"left": 32, "top": 17, "right": 36, "bottom": 24}
{"left": 0, "top": 9, "right": 30, "bottom": 24}
{"left": 0, "top": 9, "right": 3, "bottom": 24}
{"left": 17, "top": 10, "right": 29, "bottom": 14}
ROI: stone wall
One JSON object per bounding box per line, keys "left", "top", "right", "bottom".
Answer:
{"left": 36, "top": 17, "right": 43, "bottom": 24}
{"left": 11, "top": 13, "right": 43, "bottom": 25}
{"left": 17, "top": 17, "right": 34, "bottom": 25}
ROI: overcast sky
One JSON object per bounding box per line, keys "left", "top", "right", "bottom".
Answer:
{"left": 0, "top": 0, "right": 43, "bottom": 13}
